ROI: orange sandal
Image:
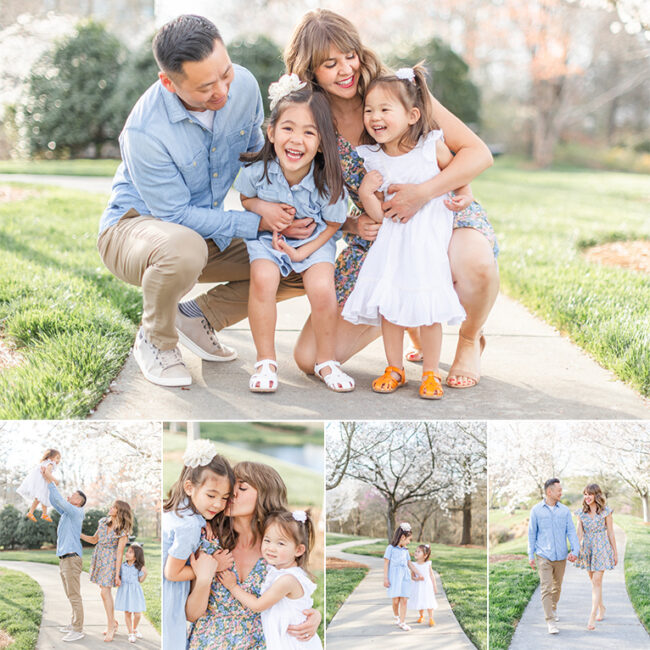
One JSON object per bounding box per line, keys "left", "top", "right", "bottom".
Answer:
{"left": 26, "top": 512, "right": 37, "bottom": 523}
{"left": 372, "top": 366, "right": 407, "bottom": 393}
{"left": 419, "top": 372, "right": 443, "bottom": 399}
{"left": 41, "top": 514, "right": 53, "bottom": 523}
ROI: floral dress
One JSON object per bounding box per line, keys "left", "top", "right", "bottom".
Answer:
{"left": 187, "top": 535, "right": 268, "bottom": 649}
{"left": 334, "top": 134, "right": 499, "bottom": 307}
{"left": 89, "top": 517, "right": 127, "bottom": 587}
{"left": 575, "top": 506, "right": 616, "bottom": 571}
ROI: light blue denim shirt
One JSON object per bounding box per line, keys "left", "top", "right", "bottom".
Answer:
{"left": 99, "top": 64, "right": 265, "bottom": 251}
{"left": 48, "top": 483, "right": 84, "bottom": 557}
{"left": 528, "top": 500, "right": 580, "bottom": 562}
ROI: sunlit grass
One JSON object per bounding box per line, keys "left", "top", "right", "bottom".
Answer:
{"left": 0, "top": 566, "right": 42, "bottom": 650}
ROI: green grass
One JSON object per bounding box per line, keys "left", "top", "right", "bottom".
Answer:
{"left": 0, "top": 159, "right": 120, "bottom": 176}
{"left": 617, "top": 514, "right": 650, "bottom": 632}
{"left": 349, "top": 541, "right": 487, "bottom": 649}
{"left": 164, "top": 434, "right": 323, "bottom": 506}
{"left": 325, "top": 567, "right": 368, "bottom": 626}
{"left": 200, "top": 421, "right": 324, "bottom": 446}
{"left": 0, "top": 185, "right": 140, "bottom": 418}
{"left": 488, "top": 559, "right": 539, "bottom": 650}
{"left": 326, "top": 533, "right": 366, "bottom": 546}
{"left": 474, "top": 157, "right": 650, "bottom": 396}
{"left": 0, "top": 566, "right": 42, "bottom": 650}
{"left": 0, "top": 536, "right": 161, "bottom": 631}
{"left": 313, "top": 570, "right": 324, "bottom": 642}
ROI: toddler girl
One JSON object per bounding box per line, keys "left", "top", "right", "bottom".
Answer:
{"left": 236, "top": 73, "right": 354, "bottom": 393}
{"left": 219, "top": 509, "right": 322, "bottom": 649}
{"left": 408, "top": 543, "right": 438, "bottom": 626}
{"left": 17, "top": 448, "right": 61, "bottom": 523}
{"left": 115, "top": 543, "right": 147, "bottom": 643}
{"left": 341, "top": 64, "right": 470, "bottom": 399}
{"left": 383, "top": 522, "right": 421, "bottom": 631}
{"left": 162, "top": 440, "right": 234, "bottom": 649}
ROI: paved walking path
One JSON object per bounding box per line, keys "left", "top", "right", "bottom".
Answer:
{"left": 0, "top": 560, "right": 160, "bottom": 649}
{"left": 3, "top": 174, "right": 648, "bottom": 420}
{"left": 326, "top": 539, "right": 477, "bottom": 649}
{"left": 509, "top": 527, "right": 648, "bottom": 649}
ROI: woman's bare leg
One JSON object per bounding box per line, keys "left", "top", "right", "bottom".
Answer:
{"left": 588, "top": 571, "right": 604, "bottom": 629}
{"left": 100, "top": 586, "right": 117, "bottom": 641}
{"left": 447, "top": 228, "right": 499, "bottom": 387}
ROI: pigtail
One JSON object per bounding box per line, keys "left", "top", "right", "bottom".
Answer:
{"left": 264, "top": 509, "right": 317, "bottom": 581}
{"left": 411, "top": 62, "right": 438, "bottom": 134}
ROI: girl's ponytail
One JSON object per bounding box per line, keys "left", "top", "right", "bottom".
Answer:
{"left": 411, "top": 62, "right": 438, "bottom": 134}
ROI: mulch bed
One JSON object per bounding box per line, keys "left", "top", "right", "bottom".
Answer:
{"left": 0, "top": 629, "right": 14, "bottom": 649}
{"left": 584, "top": 240, "right": 650, "bottom": 274}
{"left": 326, "top": 556, "right": 369, "bottom": 570}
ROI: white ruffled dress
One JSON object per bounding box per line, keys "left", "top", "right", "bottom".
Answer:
{"left": 17, "top": 460, "right": 56, "bottom": 506}
{"left": 341, "top": 131, "right": 466, "bottom": 328}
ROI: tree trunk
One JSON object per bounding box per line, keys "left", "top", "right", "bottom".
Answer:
{"left": 386, "top": 507, "right": 396, "bottom": 541}
{"left": 460, "top": 492, "right": 472, "bottom": 545}
{"left": 642, "top": 492, "right": 649, "bottom": 523}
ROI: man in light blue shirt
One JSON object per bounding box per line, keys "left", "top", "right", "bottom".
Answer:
{"left": 528, "top": 477, "right": 579, "bottom": 634}
{"left": 45, "top": 471, "right": 86, "bottom": 642}
{"left": 98, "top": 15, "right": 313, "bottom": 387}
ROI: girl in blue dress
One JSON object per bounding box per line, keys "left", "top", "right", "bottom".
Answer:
{"left": 235, "top": 74, "right": 355, "bottom": 394}
{"left": 114, "top": 543, "right": 147, "bottom": 643}
{"left": 383, "top": 523, "right": 421, "bottom": 631}
{"left": 162, "top": 440, "right": 235, "bottom": 649}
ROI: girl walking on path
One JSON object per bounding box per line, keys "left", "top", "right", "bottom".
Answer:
{"left": 82, "top": 500, "right": 133, "bottom": 642}
{"left": 408, "top": 544, "right": 438, "bottom": 626}
{"left": 114, "top": 543, "right": 148, "bottom": 644}
{"left": 17, "top": 448, "right": 61, "bottom": 523}
{"left": 383, "top": 523, "right": 422, "bottom": 631}
{"left": 575, "top": 483, "right": 618, "bottom": 631}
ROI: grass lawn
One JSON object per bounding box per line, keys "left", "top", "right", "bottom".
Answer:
{"left": 313, "top": 570, "right": 325, "bottom": 642}
{"left": 474, "top": 158, "right": 650, "bottom": 397}
{"left": 617, "top": 514, "right": 650, "bottom": 632}
{"left": 350, "top": 541, "right": 487, "bottom": 649}
{"left": 326, "top": 533, "right": 367, "bottom": 546}
{"left": 0, "top": 536, "right": 161, "bottom": 631}
{"left": 325, "top": 567, "right": 368, "bottom": 626}
{"left": 0, "top": 159, "right": 119, "bottom": 176}
{"left": 0, "top": 185, "right": 140, "bottom": 419}
{"left": 200, "top": 421, "right": 324, "bottom": 446}
{"left": 0, "top": 566, "right": 42, "bottom": 650}
{"left": 488, "top": 559, "right": 539, "bottom": 650}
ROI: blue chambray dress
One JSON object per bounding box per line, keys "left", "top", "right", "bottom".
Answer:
{"left": 114, "top": 562, "right": 146, "bottom": 613}
{"left": 234, "top": 159, "right": 347, "bottom": 276}
{"left": 162, "top": 505, "right": 206, "bottom": 650}
{"left": 384, "top": 544, "right": 412, "bottom": 598}
{"left": 575, "top": 506, "right": 616, "bottom": 571}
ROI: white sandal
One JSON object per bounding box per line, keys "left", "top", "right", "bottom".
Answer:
{"left": 314, "top": 360, "right": 355, "bottom": 392}
{"left": 397, "top": 622, "right": 411, "bottom": 631}
{"left": 249, "top": 359, "right": 278, "bottom": 393}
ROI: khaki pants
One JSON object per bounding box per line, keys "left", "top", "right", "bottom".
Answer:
{"left": 98, "top": 212, "right": 305, "bottom": 350}
{"left": 536, "top": 555, "right": 566, "bottom": 622}
{"left": 59, "top": 555, "right": 84, "bottom": 632}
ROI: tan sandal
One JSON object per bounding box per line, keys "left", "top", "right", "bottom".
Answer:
{"left": 447, "top": 331, "right": 485, "bottom": 388}
{"left": 372, "top": 366, "right": 407, "bottom": 393}
{"left": 419, "top": 372, "right": 443, "bottom": 399}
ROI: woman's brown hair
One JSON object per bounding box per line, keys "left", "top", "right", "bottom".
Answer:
{"left": 582, "top": 483, "right": 607, "bottom": 515}
{"left": 109, "top": 500, "right": 134, "bottom": 536}
{"left": 41, "top": 448, "right": 61, "bottom": 462}
{"left": 239, "top": 85, "right": 344, "bottom": 204}
{"left": 263, "top": 509, "right": 316, "bottom": 581}
{"left": 284, "top": 9, "right": 385, "bottom": 101}
{"left": 361, "top": 63, "right": 439, "bottom": 153}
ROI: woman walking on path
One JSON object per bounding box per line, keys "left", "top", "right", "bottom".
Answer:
{"left": 286, "top": 9, "right": 499, "bottom": 389}
{"left": 575, "top": 483, "right": 618, "bottom": 631}
{"left": 82, "top": 500, "right": 133, "bottom": 642}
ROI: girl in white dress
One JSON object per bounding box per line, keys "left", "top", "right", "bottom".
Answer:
{"left": 341, "top": 63, "right": 469, "bottom": 399}
{"left": 219, "top": 509, "right": 322, "bottom": 650}
{"left": 408, "top": 544, "right": 439, "bottom": 626}
{"left": 17, "top": 448, "right": 61, "bottom": 523}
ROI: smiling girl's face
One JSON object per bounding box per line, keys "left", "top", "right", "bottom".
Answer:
{"left": 53, "top": 453, "right": 61, "bottom": 465}
{"left": 125, "top": 546, "right": 135, "bottom": 563}
{"left": 399, "top": 533, "right": 411, "bottom": 547}
{"left": 414, "top": 547, "right": 424, "bottom": 561}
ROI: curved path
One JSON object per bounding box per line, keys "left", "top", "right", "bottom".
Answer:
{"left": 0, "top": 560, "right": 160, "bottom": 649}
{"left": 509, "top": 526, "right": 648, "bottom": 649}
{"left": 327, "top": 539, "right": 477, "bottom": 649}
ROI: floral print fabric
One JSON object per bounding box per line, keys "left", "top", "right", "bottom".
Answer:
{"left": 89, "top": 517, "right": 126, "bottom": 587}
{"left": 575, "top": 506, "right": 615, "bottom": 571}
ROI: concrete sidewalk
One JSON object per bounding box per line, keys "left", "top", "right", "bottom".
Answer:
{"left": 0, "top": 560, "right": 160, "bottom": 649}
{"left": 326, "top": 539, "right": 477, "bottom": 649}
{"left": 509, "top": 527, "right": 648, "bottom": 649}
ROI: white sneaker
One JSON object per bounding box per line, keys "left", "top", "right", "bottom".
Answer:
{"left": 547, "top": 623, "right": 559, "bottom": 634}
{"left": 176, "top": 309, "right": 237, "bottom": 361}
{"left": 62, "top": 630, "right": 85, "bottom": 642}
{"left": 128, "top": 632, "right": 137, "bottom": 643}
{"left": 134, "top": 629, "right": 143, "bottom": 638}
{"left": 133, "top": 327, "right": 191, "bottom": 387}
{"left": 59, "top": 625, "right": 73, "bottom": 633}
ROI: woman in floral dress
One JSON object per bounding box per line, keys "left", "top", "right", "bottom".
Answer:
{"left": 185, "top": 461, "right": 321, "bottom": 648}
{"left": 82, "top": 500, "right": 133, "bottom": 642}
{"left": 575, "top": 483, "right": 618, "bottom": 631}
{"left": 287, "top": 9, "right": 499, "bottom": 389}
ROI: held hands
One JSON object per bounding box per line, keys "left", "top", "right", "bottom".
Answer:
{"left": 216, "top": 569, "right": 238, "bottom": 591}
{"left": 444, "top": 192, "right": 474, "bottom": 212}
{"left": 115, "top": 575, "right": 121, "bottom": 587}
{"left": 354, "top": 214, "right": 381, "bottom": 241}
{"left": 567, "top": 553, "right": 577, "bottom": 563}
{"left": 272, "top": 231, "right": 306, "bottom": 262}
{"left": 359, "top": 170, "right": 383, "bottom": 200}
{"left": 258, "top": 202, "right": 295, "bottom": 232}
{"left": 282, "top": 217, "right": 316, "bottom": 240}
{"left": 529, "top": 559, "right": 536, "bottom": 570}
{"left": 212, "top": 549, "right": 234, "bottom": 572}
{"left": 381, "top": 183, "right": 427, "bottom": 223}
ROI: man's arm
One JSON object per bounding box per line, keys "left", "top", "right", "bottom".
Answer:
{"left": 566, "top": 511, "right": 580, "bottom": 560}
{"left": 47, "top": 483, "right": 75, "bottom": 516}
{"left": 528, "top": 509, "right": 537, "bottom": 567}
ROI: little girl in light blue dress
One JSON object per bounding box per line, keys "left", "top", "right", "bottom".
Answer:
{"left": 114, "top": 543, "right": 147, "bottom": 643}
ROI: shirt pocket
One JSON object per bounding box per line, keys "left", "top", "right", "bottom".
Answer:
{"left": 227, "top": 121, "right": 255, "bottom": 154}
{"left": 178, "top": 148, "right": 209, "bottom": 195}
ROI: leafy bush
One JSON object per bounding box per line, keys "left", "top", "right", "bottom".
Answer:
{"left": 15, "top": 509, "right": 56, "bottom": 549}
{"left": 0, "top": 505, "right": 23, "bottom": 549}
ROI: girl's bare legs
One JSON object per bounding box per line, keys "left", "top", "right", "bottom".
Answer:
{"left": 392, "top": 597, "right": 400, "bottom": 618}
{"left": 133, "top": 612, "right": 141, "bottom": 634}
{"left": 125, "top": 612, "right": 133, "bottom": 634}
{"left": 100, "top": 586, "right": 117, "bottom": 641}
{"left": 588, "top": 570, "right": 604, "bottom": 629}
{"left": 382, "top": 319, "right": 406, "bottom": 377}
{"left": 302, "top": 263, "right": 338, "bottom": 377}
{"left": 41, "top": 504, "right": 48, "bottom": 516}
{"left": 398, "top": 597, "right": 407, "bottom": 624}
{"left": 420, "top": 324, "right": 442, "bottom": 374}
{"left": 248, "top": 259, "right": 281, "bottom": 363}
{"left": 405, "top": 327, "right": 423, "bottom": 361}
{"left": 447, "top": 228, "right": 499, "bottom": 386}
{"left": 418, "top": 608, "right": 424, "bottom": 623}
{"left": 428, "top": 607, "right": 435, "bottom": 625}
{"left": 28, "top": 498, "right": 39, "bottom": 516}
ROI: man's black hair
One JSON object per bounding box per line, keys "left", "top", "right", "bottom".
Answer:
{"left": 153, "top": 14, "right": 223, "bottom": 76}
{"left": 76, "top": 490, "right": 87, "bottom": 507}
{"left": 544, "top": 478, "right": 560, "bottom": 492}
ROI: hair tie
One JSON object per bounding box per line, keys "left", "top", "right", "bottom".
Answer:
{"left": 399, "top": 522, "right": 412, "bottom": 532}
{"left": 183, "top": 439, "right": 217, "bottom": 468}
{"left": 395, "top": 67, "right": 415, "bottom": 83}
{"left": 269, "top": 73, "right": 307, "bottom": 111}
{"left": 292, "top": 510, "right": 307, "bottom": 523}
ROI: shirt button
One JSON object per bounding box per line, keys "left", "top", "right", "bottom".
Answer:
{"left": 211, "top": 147, "right": 216, "bottom": 152}
{"left": 213, "top": 172, "right": 218, "bottom": 178}
{"left": 213, "top": 201, "right": 218, "bottom": 207}
{"left": 192, "top": 161, "right": 197, "bottom": 166}
{"left": 240, "top": 130, "right": 245, "bottom": 136}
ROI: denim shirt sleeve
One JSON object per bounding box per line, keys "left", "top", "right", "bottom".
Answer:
{"left": 528, "top": 507, "right": 538, "bottom": 560}
{"left": 248, "top": 91, "right": 264, "bottom": 153}
{"left": 48, "top": 483, "right": 75, "bottom": 516}
{"left": 233, "top": 164, "right": 261, "bottom": 198}
{"left": 120, "top": 127, "right": 260, "bottom": 246}
{"left": 566, "top": 511, "right": 580, "bottom": 555}
{"left": 321, "top": 191, "right": 348, "bottom": 225}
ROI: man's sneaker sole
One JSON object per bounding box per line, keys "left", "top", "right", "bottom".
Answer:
{"left": 133, "top": 346, "right": 192, "bottom": 387}
{"left": 176, "top": 328, "right": 238, "bottom": 362}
